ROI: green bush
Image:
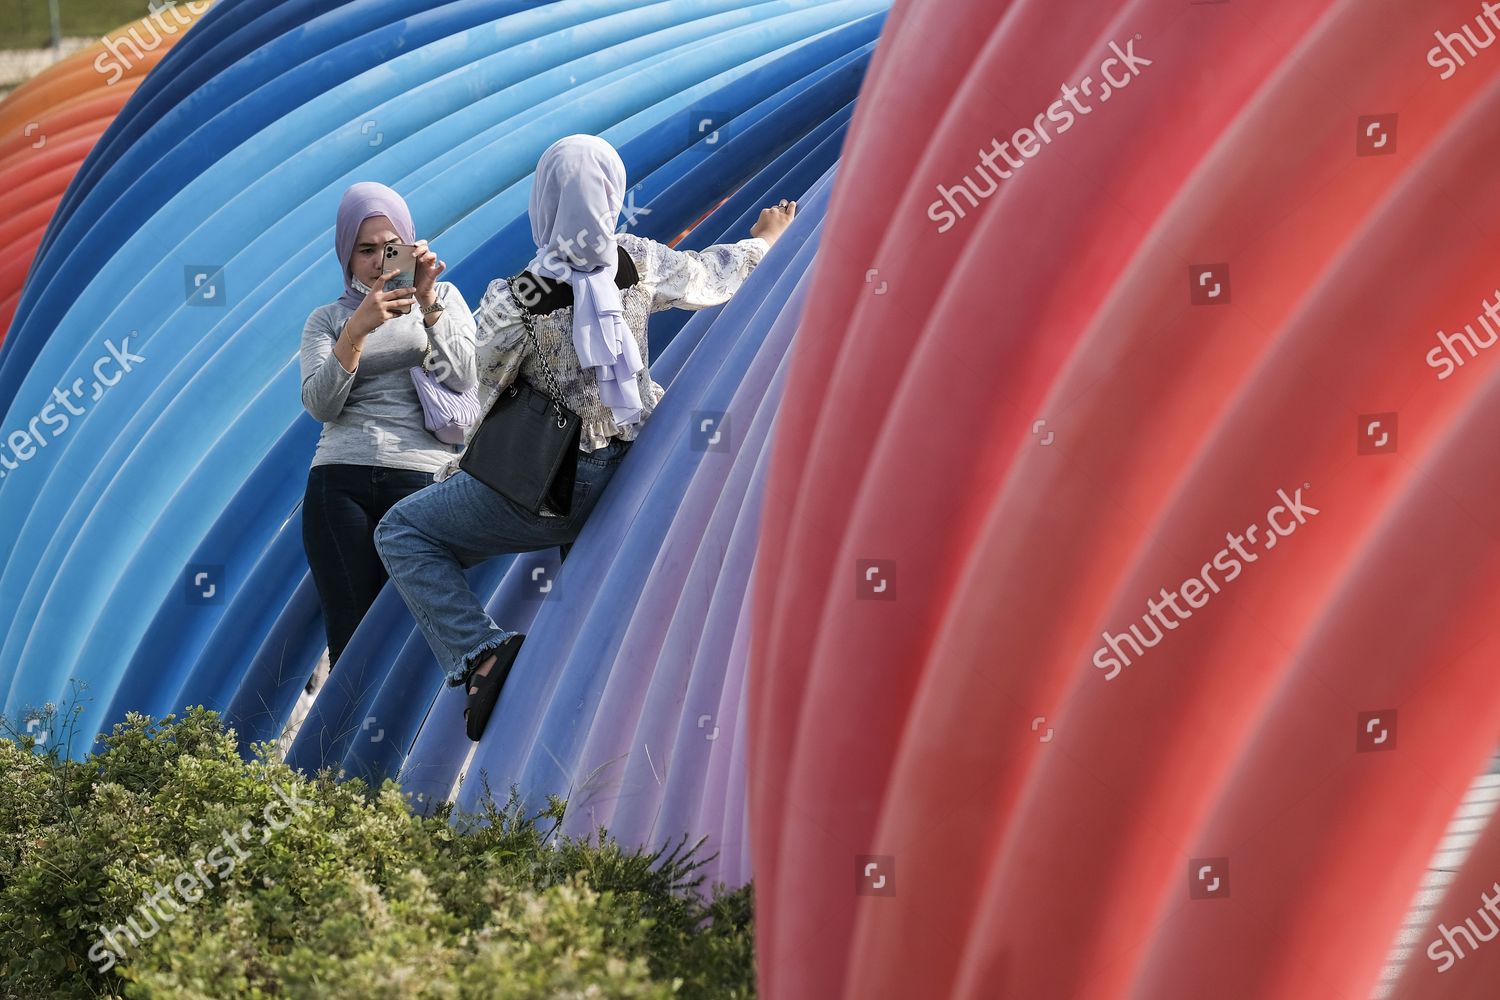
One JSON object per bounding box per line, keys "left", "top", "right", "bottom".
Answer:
{"left": 0, "top": 705, "right": 755, "bottom": 999}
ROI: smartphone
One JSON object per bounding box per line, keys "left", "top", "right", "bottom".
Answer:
{"left": 382, "top": 242, "right": 418, "bottom": 314}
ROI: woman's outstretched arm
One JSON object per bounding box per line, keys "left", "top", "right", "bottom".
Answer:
{"left": 619, "top": 233, "right": 770, "bottom": 314}
{"left": 620, "top": 201, "right": 795, "bottom": 313}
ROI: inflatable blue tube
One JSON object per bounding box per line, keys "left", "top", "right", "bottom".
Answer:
{"left": 98, "top": 417, "right": 319, "bottom": 732}
{"left": 504, "top": 197, "right": 822, "bottom": 826}
{"left": 648, "top": 100, "right": 854, "bottom": 345}
{"left": 280, "top": 555, "right": 510, "bottom": 775}
{"left": 61, "top": 0, "right": 846, "bottom": 734}
{"left": 83, "top": 30, "right": 863, "bottom": 746}
{"left": 587, "top": 348, "right": 790, "bottom": 842}
{"left": 327, "top": 39, "right": 865, "bottom": 786}
{"left": 217, "top": 574, "right": 325, "bottom": 751}
{"left": 329, "top": 552, "right": 544, "bottom": 786}
{"left": 0, "top": 1, "right": 883, "bottom": 747}
{"left": 37, "top": 0, "right": 348, "bottom": 262}
{"left": 73, "top": 15, "right": 876, "bottom": 779}
{"left": 454, "top": 169, "right": 830, "bottom": 817}
{"left": 12, "top": 0, "right": 554, "bottom": 403}
{"left": 79, "top": 3, "right": 876, "bottom": 755}
{"left": 0, "top": 3, "right": 886, "bottom": 896}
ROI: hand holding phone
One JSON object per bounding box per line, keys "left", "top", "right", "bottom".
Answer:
{"left": 412, "top": 239, "right": 446, "bottom": 302}
{"left": 345, "top": 267, "right": 418, "bottom": 340}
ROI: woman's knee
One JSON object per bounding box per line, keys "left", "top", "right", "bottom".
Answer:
{"left": 371, "top": 506, "right": 409, "bottom": 562}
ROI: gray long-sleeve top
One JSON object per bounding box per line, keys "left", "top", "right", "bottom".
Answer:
{"left": 300, "top": 280, "right": 478, "bottom": 474}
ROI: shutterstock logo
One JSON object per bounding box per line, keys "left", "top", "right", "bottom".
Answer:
{"left": 1094, "top": 486, "right": 1319, "bottom": 680}
{"left": 0, "top": 335, "right": 146, "bottom": 481}
{"left": 1428, "top": 2, "right": 1500, "bottom": 80}
{"left": 1427, "top": 880, "right": 1500, "bottom": 972}
{"left": 928, "top": 36, "right": 1152, "bottom": 233}
{"left": 1356, "top": 115, "right": 1398, "bottom": 157}
{"left": 1357, "top": 413, "right": 1397, "bottom": 456}
{"left": 1425, "top": 288, "right": 1500, "bottom": 380}
{"left": 1356, "top": 710, "right": 1397, "bottom": 752}
{"left": 855, "top": 559, "right": 897, "bottom": 601}
{"left": 1189, "top": 857, "right": 1229, "bottom": 900}
{"left": 93, "top": 1, "right": 213, "bottom": 85}
{"left": 856, "top": 855, "right": 896, "bottom": 897}
{"left": 1189, "top": 263, "right": 1231, "bottom": 305}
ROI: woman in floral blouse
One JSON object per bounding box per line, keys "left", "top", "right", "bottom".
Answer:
{"left": 374, "top": 134, "right": 795, "bottom": 741}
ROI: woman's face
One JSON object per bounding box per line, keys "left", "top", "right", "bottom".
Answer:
{"left": 350, "top": 215, "right": 400, "bottom": 284}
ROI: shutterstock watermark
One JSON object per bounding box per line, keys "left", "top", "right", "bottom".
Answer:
{"left": 1093, "top": 486, "right": 1320, "bottom": 680}
{"left": 93, "top": 1, "right": 213, "bottom": 86}
{"left": 0, "top": 335, "right": 145, "bottom": 480}
{"left": 87, "top": 780, "right": 312, "bottom": 972}
{"left": 1426, "top": 880, "right": 1500, "bottom": 972}
{"left": 1425, "top": 287, "right": 1500, "bottom": 380}
{"left": 927, "top": 36, "right": 1153, "bottom": 234}
{"left": 1428, "top": 1, "right": 1500, "bottom": 80}
{"left": 478, "top": 211, "right": 632, "bottom": 348}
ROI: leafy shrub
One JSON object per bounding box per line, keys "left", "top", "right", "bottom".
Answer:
{"left": 0, "top": 705, "right": 755, "bottom": 999}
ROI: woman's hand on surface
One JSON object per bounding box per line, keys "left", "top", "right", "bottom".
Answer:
{"left": 347, "top": 268, "right": 417, "bottom": 338}
{"left": 414, "top": 239, "right": 446, "bottom": 305}
{"left": 751, "top": 200, "right": 796, "bottom": 247}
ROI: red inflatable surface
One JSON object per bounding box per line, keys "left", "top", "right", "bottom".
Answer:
{"left": 751, "top": 1, "right": 1500, "bottom": 997}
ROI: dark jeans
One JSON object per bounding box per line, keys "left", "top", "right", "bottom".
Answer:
{"left": 301, "top": 463, "right": 435, "bottom": 669}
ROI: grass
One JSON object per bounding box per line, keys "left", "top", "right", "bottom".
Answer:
{"left": 0, "top": 0, "right": 198, "bottom": 50}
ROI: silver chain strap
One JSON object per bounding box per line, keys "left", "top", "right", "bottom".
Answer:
{"left": 514, "top": 276, "right": 570, "bottom": 429}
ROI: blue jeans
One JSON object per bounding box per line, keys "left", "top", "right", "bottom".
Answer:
{"left": 373, "top": 438, "right": 632, "bottom": 687}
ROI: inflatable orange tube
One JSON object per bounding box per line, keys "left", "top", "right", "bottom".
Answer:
{"left": 0, "top": 90, "right": 131, "bottom": 169}
{"left": 0, "top": 161, "right": 76, "bottom": 219}
{"left": 0, "top": 7, "right": 204, "bottom": 346}
{"left": 0, "top": 6, "right": 205, "bottom": 139}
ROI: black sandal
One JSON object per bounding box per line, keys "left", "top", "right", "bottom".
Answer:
{"left": 464, "top": 634, "right": 525, "bottom": 742}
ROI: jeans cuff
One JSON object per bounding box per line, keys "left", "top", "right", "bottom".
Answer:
{"left": 448, "top": 631, "right": 517, "bottom": 688}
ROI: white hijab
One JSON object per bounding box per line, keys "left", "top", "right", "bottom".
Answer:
{"left": 524, "top": 135, "right": 644, "bottom": 428}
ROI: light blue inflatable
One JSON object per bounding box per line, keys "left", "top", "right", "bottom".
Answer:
{"left": 0, "top": 0, "right": 886, "bottom": 889}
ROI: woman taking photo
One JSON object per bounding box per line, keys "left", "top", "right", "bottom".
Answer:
{"left": 300, "top": 182, "right": 478, "bottom": 692}
{"left": 374, "top": 134, "right": 795, "bottom": 741}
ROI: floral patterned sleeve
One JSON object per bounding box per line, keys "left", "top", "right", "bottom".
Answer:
{"left": 617, "top": 232, "right": 769, "bottom": 314}
{"left": 473, "top": 276, "right": 527, "bottom": 354}
{"left": 469, "top": 276, "right": 529, "bottom": 399}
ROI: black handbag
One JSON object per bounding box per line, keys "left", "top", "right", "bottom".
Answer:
{"left": 459, "top": 296, "right": 581, "bottom": 516}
